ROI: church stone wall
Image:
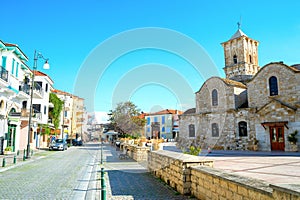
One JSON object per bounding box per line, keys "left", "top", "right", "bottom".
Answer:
{"left": 196, "top": 77, "right": 235, "bottom": 114}
{"left": 248, "top": 63, "right": 300, "bottom": 109}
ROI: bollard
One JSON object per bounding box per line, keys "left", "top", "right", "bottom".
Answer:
{"left": 2, "top": 157, "right": 5, "bottom": 167}
{"left": 31, "top": 149, "right": 33, "bottom": 156}
{"left": 23, "top": 151, "right": 26, "bottom": 161}
{"left": 101, "top": 167, "right": 106, "bottom": 200}
{"left": 14, "top": 155, "right": 17, "bottom": 164}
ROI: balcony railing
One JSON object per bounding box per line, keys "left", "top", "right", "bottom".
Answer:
{"left": 0, "top": 66, "right": 8, "bottom": 82}
{"left": 20, "top": 109, "right": 42, "bottom": 120}
{"left": 19, "top": 83, "right": 30, "bottom": 95}
{"left": 34, "top": 83, "right": 43, "bottom": 96}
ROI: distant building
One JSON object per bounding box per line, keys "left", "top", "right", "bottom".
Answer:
{"left": 144, "top": 109, "right": 182, "bottom": 139}
{"left": 179, "top": 28, "right": 300, "bottom": 151}
{"left": 52, "top": 89, "right": 86, "bottom": 141}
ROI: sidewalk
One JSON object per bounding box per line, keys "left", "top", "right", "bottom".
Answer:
{"left": 100, "top": 143, "right": 196, "bottom": 200}
{"left": 0, "top": 148, "right": 49, "bottom": 173}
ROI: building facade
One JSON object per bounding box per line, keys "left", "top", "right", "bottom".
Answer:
{"left": 0, "top": 40, "right": 87, "bottom": 154}
{"left": 145, "top": 109, "right": 182, "bottom": 140}
{"left": 179, "top": 28, "right": 300, "bottom": 152}
{"left": 0, "top": 41, "right": 32, "bottom": 152}
{"left": 52, "top": 89, "right": 86, "bottom": 141}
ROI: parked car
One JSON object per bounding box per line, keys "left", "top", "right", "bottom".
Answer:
{"left": 49, "top": 139, "right": 68, "bottom": 151}
{"left": 72, "top": 139, "right": 83, "bottom": 146}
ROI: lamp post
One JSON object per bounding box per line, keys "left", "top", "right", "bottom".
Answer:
{"left": 61, "top": 94, "right": 66, "bottom": 140}
{"left": 26, "top": 50, "right": 49, "bottom": 159}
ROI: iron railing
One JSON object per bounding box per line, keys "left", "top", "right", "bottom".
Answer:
{"left": 0, "top": 66, "right": 8, "bottom": 82}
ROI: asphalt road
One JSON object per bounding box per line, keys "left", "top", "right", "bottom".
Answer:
{"left": 0, "top": 143, "right": 100, "bottom": 200}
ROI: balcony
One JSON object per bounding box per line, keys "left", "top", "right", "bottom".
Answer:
{"left": 20, "top": 109, "right": 42, "bottom": 122}
{"left": 33, "top": 83, "right": 44, "bottom": 98}
{"left": 17, "top": 83, "right": 30, "bottom": 99}
{"left": 0, "top": 66, "right": 8, "bottom": 83}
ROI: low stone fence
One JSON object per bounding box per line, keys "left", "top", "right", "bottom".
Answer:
{"left": 191, "top": 166, "right": 300, "bottom": 199}
{"left": 148, "top": 150, "right": 300, "bottom": 200}
{"left": 148, "top": 150, "right": 213, "bottom": 194}
{"left": 120, "top": 143, "right": 150, "bottom": 162}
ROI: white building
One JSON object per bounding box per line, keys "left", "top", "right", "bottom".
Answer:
{"left": 0, "top": 41, "right": 32, "bottom": 152}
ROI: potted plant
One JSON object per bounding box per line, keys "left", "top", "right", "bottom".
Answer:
{"left": 4, "top": 146, "right": 12, "bottom": 154}
{"left": 288, "top": 130, "right": 298, "bottom": 151}
{"left": 139, "top": 136, "right": 147, "bottom": 147}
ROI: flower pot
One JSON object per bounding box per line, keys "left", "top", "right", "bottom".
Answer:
{"left": 290, "top": 144, "right": 298, "bottom": 152}
{"left": 253, "top": 144, "right": 258, "bottom": 151}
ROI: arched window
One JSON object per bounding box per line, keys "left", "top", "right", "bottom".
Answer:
{"left": 269, "top": 76, "right": 278, "bottom": 96}
{"left": 233, "top": 55, "right": 238, "bottom": 64}
{"left": 212, "top": 89, "right": 218, "bottom": 106}
{"left": 249, "top": 55, "right": 252, "bottom": 64}
{"left": 238, "top": 121, "right": 247, "bottom": 137}
{"left": 9, "top": 108, "right": 16, "bottom": 114}
{"left": 212, "top": 123, "right": 219, "bottom": 137}
{"left": 188, "top": 124, "right": 195, "bottom": 137}
{"left": 0, "top": 100, "right": 4, "bottom": 109}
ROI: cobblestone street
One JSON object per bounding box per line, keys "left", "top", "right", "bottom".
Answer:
{"left": 0, "top": 144, "right": 100, "bottom": 199}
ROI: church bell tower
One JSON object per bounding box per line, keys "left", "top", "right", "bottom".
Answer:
{"left": 221, "top": 25, "right": 260, "bottom": 83}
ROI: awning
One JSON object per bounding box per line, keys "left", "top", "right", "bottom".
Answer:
{"left": 261, "top": 121, "right": 289, "bottom": 130}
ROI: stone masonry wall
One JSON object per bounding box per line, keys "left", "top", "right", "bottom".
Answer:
{"left": 148, "top": 150, "right": 213, "bottom": 195}
{"left": 120, "top": 143, "right": 150, "bottom": 162}
{"left": 148, "top": 150, "right": 300, "bottom": 200}
{"left": 191, "top": 166, "right": 300, "bottom": 200}
{"left": 248, "top": 63, "right": 300, "bottom": 109}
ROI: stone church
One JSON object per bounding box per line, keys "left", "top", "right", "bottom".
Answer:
{"left": 178, "top": 28, "right": 300, "bottom": 151}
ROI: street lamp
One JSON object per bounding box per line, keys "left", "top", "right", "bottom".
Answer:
{"left": 26, "top": 50, "right": 50, "bottom": 159}
{"left": 61, "top": 94, "right": 66, "bottom": 140}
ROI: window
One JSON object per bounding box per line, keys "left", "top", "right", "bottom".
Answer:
{"left": 22, "top": 101, "right": 27, "bottom": 109}
{"left": 64, "top": 110, "right": 67, "bottom": 117}
{"left": 238, "top": 121, "right": 247, "bottom": 137}
{"left": 16, "top": 62, "right": 19, "bottom": 77}
{"left": 249, "top": 55, "right": 252, "bottom": 64}
{"left": 188, "top": 124, "right": 195, "bottom": 137}
{"left": 1, "top": 56, "right": 7, "bottom": 68}
{"left": 212, "top": 89, "right": 218, "bottom": 106}
{"left": 162, "top": 127, "right": 165, "bottom": 132}
{"left": 162, "top": 116, "right": 165, "bottom": 124}
{"left": 35, "top": 81, "right": 42, "bottom": 90}
{"left": 9, "top": 108, "right": 16, "bottom": 114}
{"left": 269, "top": 76, "right": 278, "bottom": 96}
{"left": 11, "top": 58, "right": 15, "bottom": 74}
{"left": 212, "top": 123, "right": 219, "bottom": 137}
{"left": 233, "top": 55, "right": 238, "bottom": 64}
{"left": 147, "top": 118, "right": 150, "bottom": 125}
{"left": 45, "top": 83, "right": 48, "bottom": 92}
{"left": 44, "top": 105, "right": 47, "bottom": 114}
{"left": 33, "top": 104, "right": 41, "bottom": 113}
{"left": 154, "top": 117, "right": 158, "bottom": 122}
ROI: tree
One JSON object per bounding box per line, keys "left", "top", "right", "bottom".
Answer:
{"left": 49, "top": 93, "right": 63, "bottom": 129}
{"left": 109, "top": 101, "right": 146, "bottom": 137}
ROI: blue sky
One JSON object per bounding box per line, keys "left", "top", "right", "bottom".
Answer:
{"left": 1, "top": 0, "right": 300, "bottom": 113}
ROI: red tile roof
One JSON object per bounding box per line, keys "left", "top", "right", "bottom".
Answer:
{"left": 147, "top": 109, "right": 183, "bottom": 116}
